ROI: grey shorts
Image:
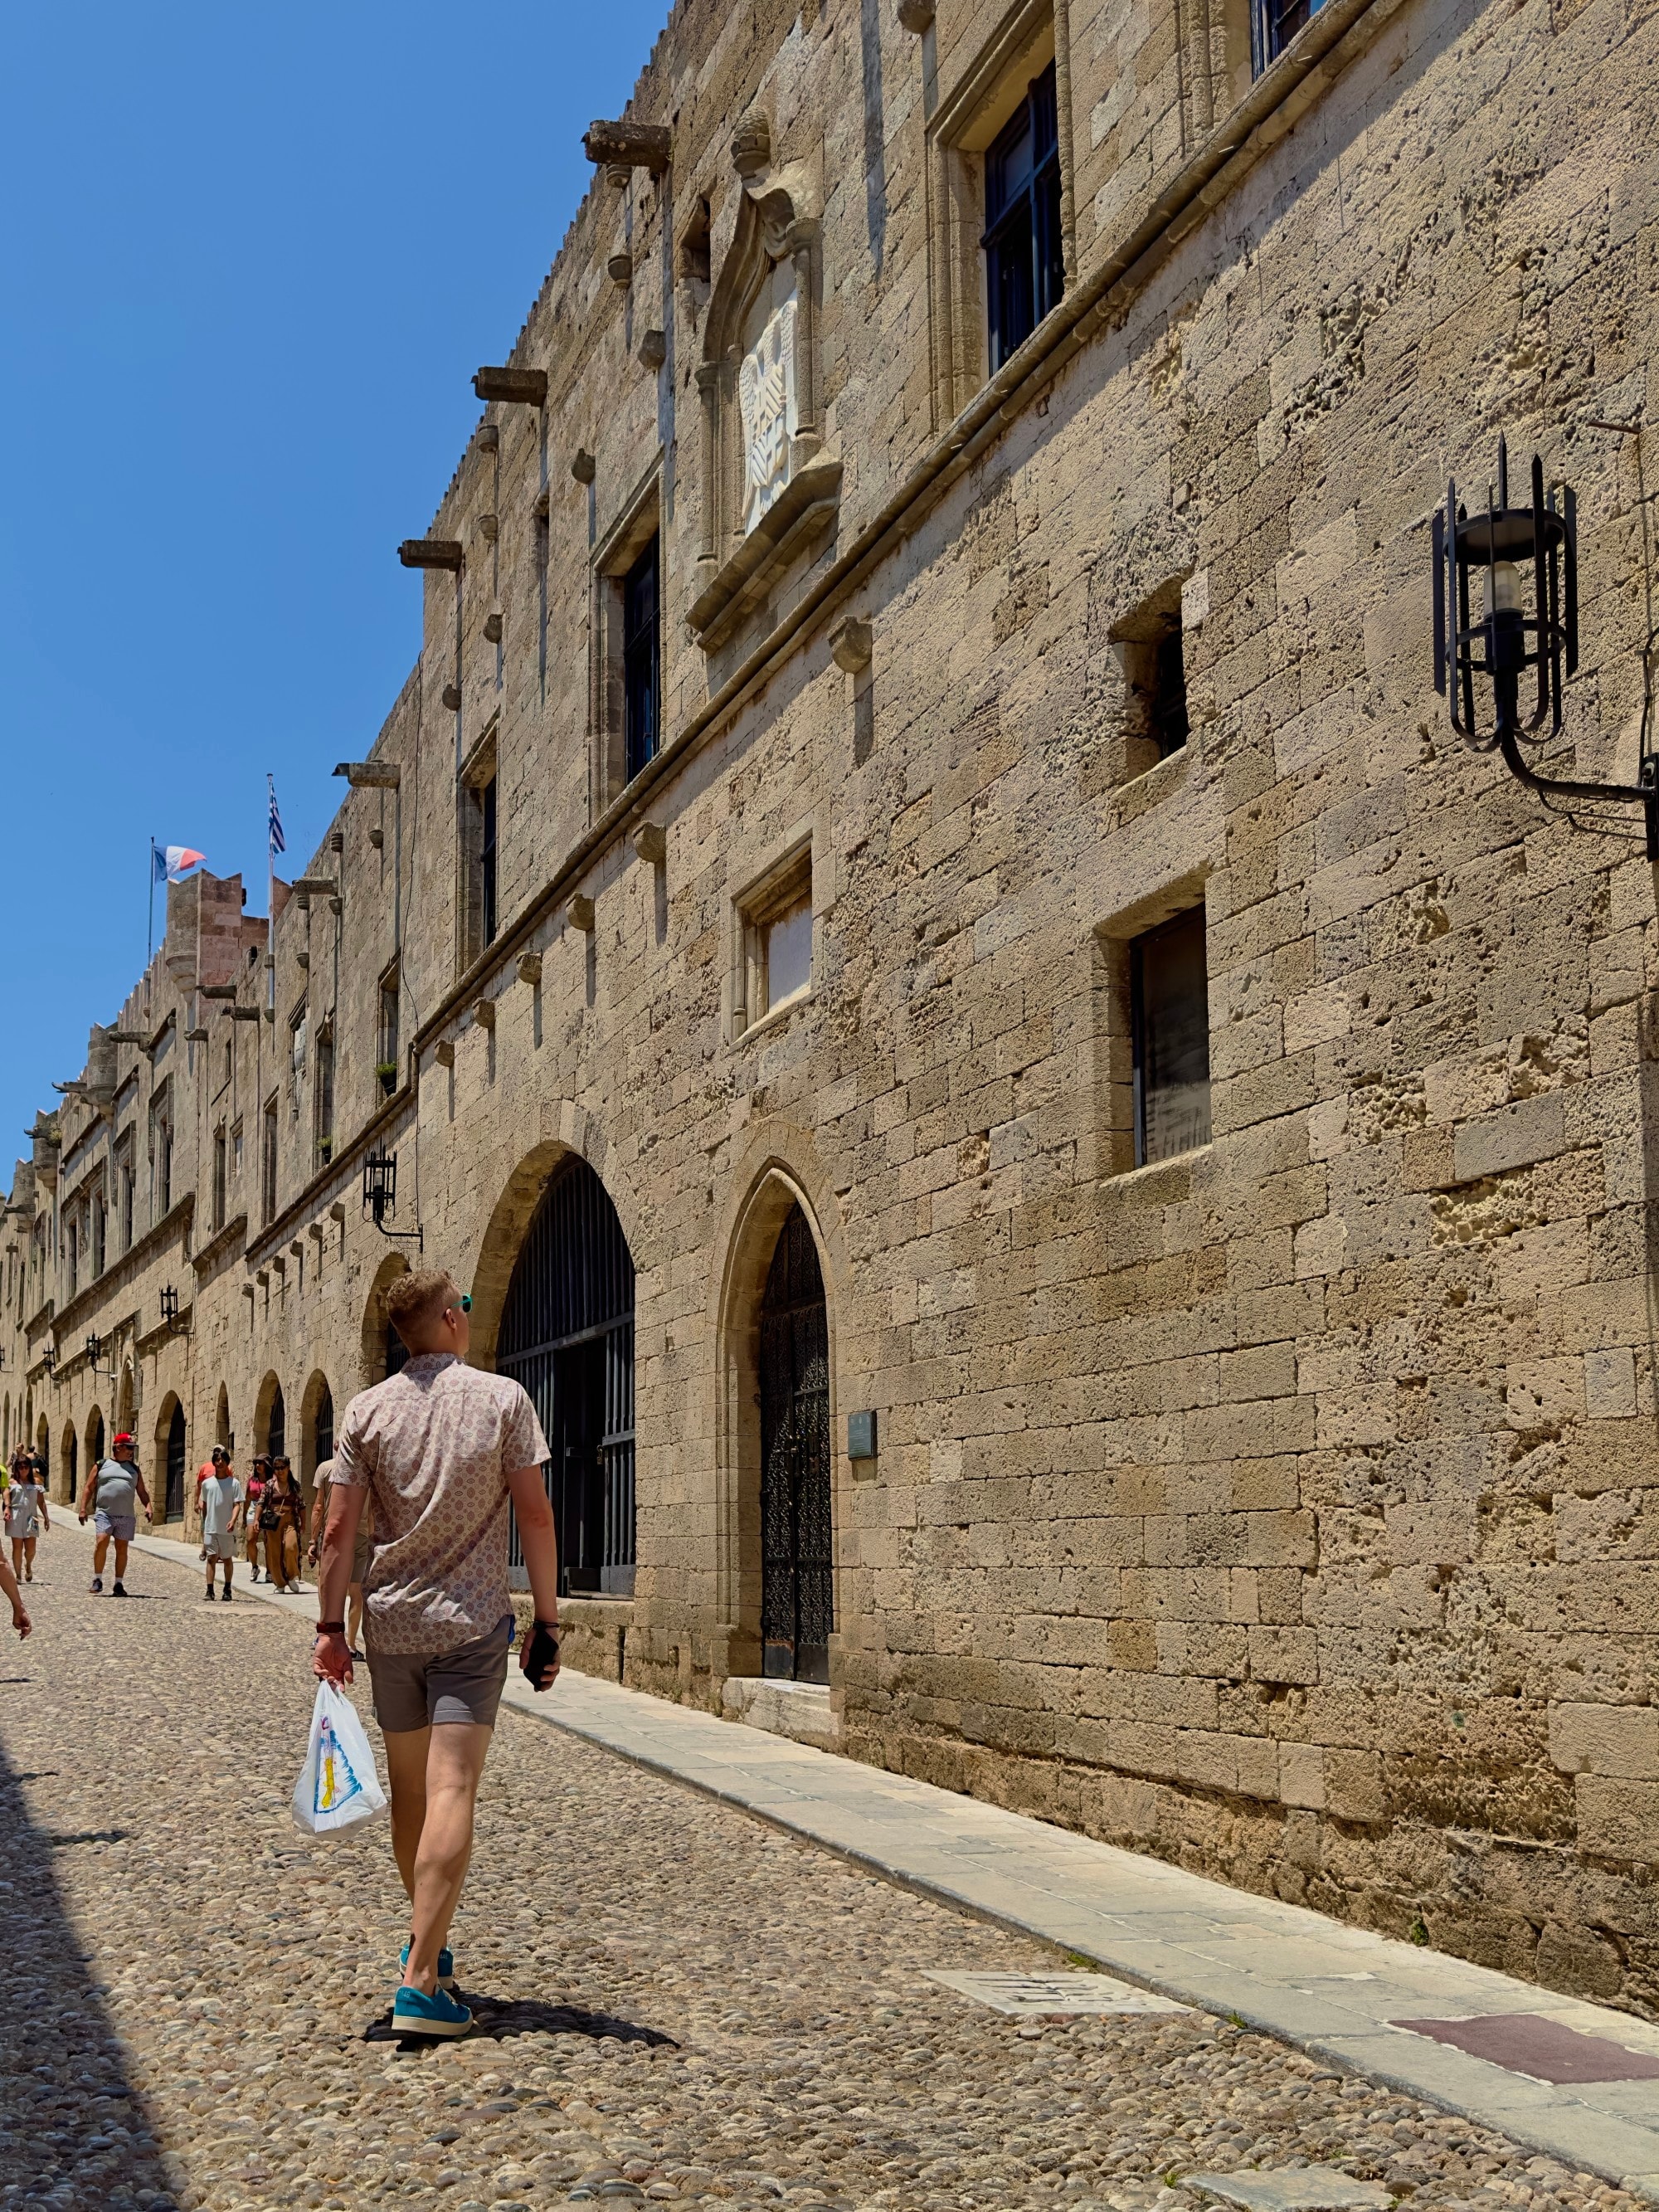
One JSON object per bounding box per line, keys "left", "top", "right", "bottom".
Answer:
{"left": 95, "top": 1510, "right": 136, "bottom": 1543}
{"left": 366, "top": 1615, "right": 513, "bottom": 1734}
{"left": 202, "top": 1531, "right": 237, "bottom": 1561}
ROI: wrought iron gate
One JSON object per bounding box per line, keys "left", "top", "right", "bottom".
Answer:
{"left": 760, "top": 1202, "right": 833, "bottom": 1682}
{"left": 165, "top": 1404, "right": 187, "bottom": 1521}
{"left": 497, "top": 1156, "right": 636, "bottom": 1597}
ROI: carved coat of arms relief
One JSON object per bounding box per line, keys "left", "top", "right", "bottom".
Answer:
{"left": 738, "top": 286, "right": 799, "bottom": 536}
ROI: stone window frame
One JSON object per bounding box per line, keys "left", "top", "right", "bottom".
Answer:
{"left": 1109, "top": 572, "right": 1196, "bottom": 784}
{"left": 688, "top": 134, "right": 838, "bottom": 653}
{"left": 456, "top": 719, "right": 500, "bottom": 974}
{"left": 924, "top": 0, "right": 1078, "bottom": 428}
{"left": 589, "top": 461, "right": 663, "bottom": 813}
{"left": 148, "top": 1079, "right": 174, "bottom": 1222}
{"left": 728, "top": 831, "right": 815, "bottom": 1045}
{"left": 1093, "top": 867, "right": 1213, "bottom": 1180}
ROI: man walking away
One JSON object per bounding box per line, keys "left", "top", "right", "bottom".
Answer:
{"left": 314, "top": 1268, "right": 562, "bottom": 2039}
{"left": 5, "top": 1455, "right": 48, "bottom": 1582}
{"left": 78, "top": 1435, "right": 152, "bottom": 1596}
{"left": 308, "top": 1457, "right": 371, "bottom": 1657}
{"left": 200, "top": 1451, "right": 244, "bottom": 1601}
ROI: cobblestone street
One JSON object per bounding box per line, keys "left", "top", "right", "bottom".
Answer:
{"left": 0, "top": 1551, "right": 1650, "bottom": 2212}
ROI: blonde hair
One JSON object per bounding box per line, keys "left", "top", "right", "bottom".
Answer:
{"left": 384, "top": 1268, "right": 459, "bottom": 1348}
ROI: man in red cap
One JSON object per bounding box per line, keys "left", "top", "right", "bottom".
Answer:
{"left": 79, "top": 1433, "right": 152, "bottom": 1596}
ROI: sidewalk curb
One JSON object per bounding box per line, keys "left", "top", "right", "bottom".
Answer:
{"left": 74, "top": 1519, "right": 1659, "bottom": 2200}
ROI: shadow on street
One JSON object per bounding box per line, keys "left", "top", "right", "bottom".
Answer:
{"left": 364, "top": 1990, "right": 678, "bottom": 2049}
{"left": 0, "top": 1732, "right": 180, "bottom": 2209}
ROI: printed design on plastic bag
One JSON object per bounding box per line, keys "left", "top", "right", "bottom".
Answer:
{"left": 314, "top": 1707, "right": 364, "bottom": 1817}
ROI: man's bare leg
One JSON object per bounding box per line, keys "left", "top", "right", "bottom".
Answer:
{"left": 112, "top": 1537, "right": 130, "bottom": 1584}
{"left": 383, "top": 1722, "right": 492, "bottom": 1995}
{"left": 91, "top": 1532, "right": 111, "bottom": 1578}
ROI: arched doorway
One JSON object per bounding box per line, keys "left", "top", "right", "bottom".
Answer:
{"left": 163, "top": 1401, "right": 187, "bottom": 1521}
{"left": 268, "top": 1384, "right": 285, "bottom": 1460}
{"left": 216, "top": 1385, "right": 231, "bottom": 1452}
{"left": 314, "top": 1380, "right": 333, "bottom": 1464}
{"left": 497, "top": 1155, "right": 635, "bottom": 1596}
{"left": 66, "top": 1425, "right": 78, "bottom": 1503}
{"left": 758, "top": 1202, "right": 833, "bottom": 1682}
{"left": 87, "top": 1408, "right": 105, "bottom": 1470}
{"left": 362, "top": 1255, "right": 411, "bottom": 1385}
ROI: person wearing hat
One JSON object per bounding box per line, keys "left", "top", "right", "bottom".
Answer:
{"left": 78, "top": 1433, "right": 152, "bottom": 1596}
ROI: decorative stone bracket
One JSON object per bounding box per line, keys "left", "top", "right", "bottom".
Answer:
{"left": 688, "top": 454, "right": 844, "bottom": 650}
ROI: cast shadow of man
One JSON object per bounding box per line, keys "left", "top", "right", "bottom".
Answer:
{"left": 365, "top": 1990, "right": 678, "bottom": 2050}
{"left": 0, "top": 1742, "right": 182, "bottom": 2208}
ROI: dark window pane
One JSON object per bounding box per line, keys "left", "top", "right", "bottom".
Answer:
{"left": 1132, "top": 908, "right": 1211, "bottom": 1166}
{"left": 1253, "top": 0, "right": 1327, "bottom": 71}
{"left": 479, "top": 775, "right": 498, "bottom": 946}
{"left": 623, "top": 534, "right": 660, "bottom": 782}
{"left": 983, "top": 63, "right": 1064, "bottom": 373}
{"left": 1152, "top": 624, "right": 1190, "bottom": 756}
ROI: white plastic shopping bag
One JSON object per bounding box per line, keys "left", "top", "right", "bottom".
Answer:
{"left": 292, "top": 1681, "right": 387, "bottom": 1834}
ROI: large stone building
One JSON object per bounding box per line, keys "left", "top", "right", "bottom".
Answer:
{"left": 7, "top": 0, "right": 1659, "bottom": 2007}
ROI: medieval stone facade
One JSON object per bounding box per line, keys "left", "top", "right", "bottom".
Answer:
{"left": 7, "top": 0, "right": 1659, "bottom": 2008}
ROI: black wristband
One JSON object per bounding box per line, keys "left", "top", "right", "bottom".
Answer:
{"left": 316, "top": 1620, "right": 346, "bottom": 1635}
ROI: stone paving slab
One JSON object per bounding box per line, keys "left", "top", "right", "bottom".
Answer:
{"left": 100, "top": 1523, "right": 1659, "bottom": 2199}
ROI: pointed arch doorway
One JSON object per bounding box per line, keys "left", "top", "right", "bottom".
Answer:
{"left": 496, "top": 1155, "right": 636, "bottom": 1597}
{"left": 759, "top": 1202, "right": 833, "bottom": 1683}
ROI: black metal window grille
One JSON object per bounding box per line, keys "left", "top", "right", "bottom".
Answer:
{"left": 759, "top": 1202, "right": 834, "bottom": 1683}
{"left": 983, "top": 62, "right": 1064, "bottom": 375}
{"left": 1131, "top": 906, "right": 1212, "bottom": 1167}
{"left": 266, "top": 1383, "right": 285, "bottom": 1462}
{"left": 623, "top": 534, "right": 660, "bottom": 783}
{"left": 497, "top": 1155, "right": 637, "bottom": 1597}
{"left": 165, "top": 1403, "right": 187, "bottom": 1521}
{"left": 1252, "top": 0, "right": 1326, "bottom": 73}
{"left": 479, "top": 776, "right": 498, "bottom": 947}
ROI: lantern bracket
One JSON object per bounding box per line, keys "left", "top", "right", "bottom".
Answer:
{"left": 1434, "top": 436, "right": 1659, "bottom": 859}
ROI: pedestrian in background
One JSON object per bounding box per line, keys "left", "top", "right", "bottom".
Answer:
{"left": 263, "top": 1457, "right": 305, "bottom": 1591}
{"left": 78, "top": 1434, "right": 152, "bottom": 1596}
{"left": 244, "top": 1457, "right": 270, "bottom": 1583}
{"left": 308, "top": 1457, "right": 371, "bottom": 1657}
{"left": 314, "top": 1267, "right": 562, "bottom": 2039}
{"left": 6, "top": 1455, "right": 48, "bottom": 1582}
{"left": 200, "top": 1453, "right": 243, "bottom": 1602}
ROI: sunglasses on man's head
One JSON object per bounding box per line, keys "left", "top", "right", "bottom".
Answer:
{"left": 447, "top": 1294, "right": 472, "bottom": 1314}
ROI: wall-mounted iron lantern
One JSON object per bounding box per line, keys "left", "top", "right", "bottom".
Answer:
{"left": 1434, "top": 435, "right": 1659, "bottom": 855}
{"left": 363, "top": 1148, "right": 423, "bottom": 1250}
{"left": 160, "top": 1284, "right": 187, "bottom": 1336}
{"left": 40, "top": 1343, "right": 56, "bottom": 1377}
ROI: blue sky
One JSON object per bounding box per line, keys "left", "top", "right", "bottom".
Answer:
{"left": 0, "top": 0, "right": 671, "bottom": 1168}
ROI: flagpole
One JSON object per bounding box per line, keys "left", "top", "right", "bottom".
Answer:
{"left": 148, "top": 838, "right": 156, "bottom": 975}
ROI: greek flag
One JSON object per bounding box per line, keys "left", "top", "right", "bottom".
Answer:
{"left": 267, "top": 775, "right": 286, "bottom": 858}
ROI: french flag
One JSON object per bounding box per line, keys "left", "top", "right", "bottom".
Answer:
{"left": 153, "top": 844, "right": 206, "bottom": 884}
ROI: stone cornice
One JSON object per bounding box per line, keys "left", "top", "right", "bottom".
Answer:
{"left": 411, "top": 0, "right": 1396, "bottom": 1067}
{"left": 192, "top": 1214, "right": 249, "bottom": 1279}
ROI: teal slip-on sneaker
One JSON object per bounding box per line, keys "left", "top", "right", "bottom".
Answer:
{"left": 401, "top": 1942, "right": 455, "bottom": 1988}
{"left": 392, "top": 1984, "right": 471, "bottom": 2039}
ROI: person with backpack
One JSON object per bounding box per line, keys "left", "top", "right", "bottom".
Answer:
{"left": 5, "top": 1454, "right": 49, "bottom": 1582}
{"left": 78, "top": 1433, "right": 153, "bottom": 1596}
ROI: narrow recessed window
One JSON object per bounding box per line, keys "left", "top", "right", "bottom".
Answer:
{"left": 91, "top": 1195, "right": 105, "bottom": 1278}
{"left": 623, "top": 533, "right": 660, "bottom": 782}
{"left": 738, "top": 850, "right": 814, "bottom": 1033}
{"left": 1253, "top": 0, "right": 1327, "bottom": 73}
{"left": 377, "top": 969, "right": 400, "bottom": 1099}
{"left": 119, "top": 1153, "right": 134, "bottom": 1251}
{"left": 479, "top": 775, "right": 498, "bottom": 947}
{"left": 535, "top": 507, "right": 550, "bottom": 700}
{"left": 66, "top": 1218, "right": 78, "bottom": 1298}
{"left": 212, "top": 1126, "right": 227, "bottom": 1230}
{"left": 1131, "top": 907, "right": 1211, "bottom": 1165}
{"left": 1151, "top": 622, "right": 1190, "bottom": 758}
{"left": 983, "top": 62, "right": 1064, "bottom": 374}
{"left": 261, "top": 1097, "right": 279, "bottom": 1225}
{"left": 315, "top": 1027, "right": 335, "bottom": 1160}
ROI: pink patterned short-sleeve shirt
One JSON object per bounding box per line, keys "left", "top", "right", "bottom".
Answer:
{"left": 332, "top": 1352, "right": 549, "bottom": 1654}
